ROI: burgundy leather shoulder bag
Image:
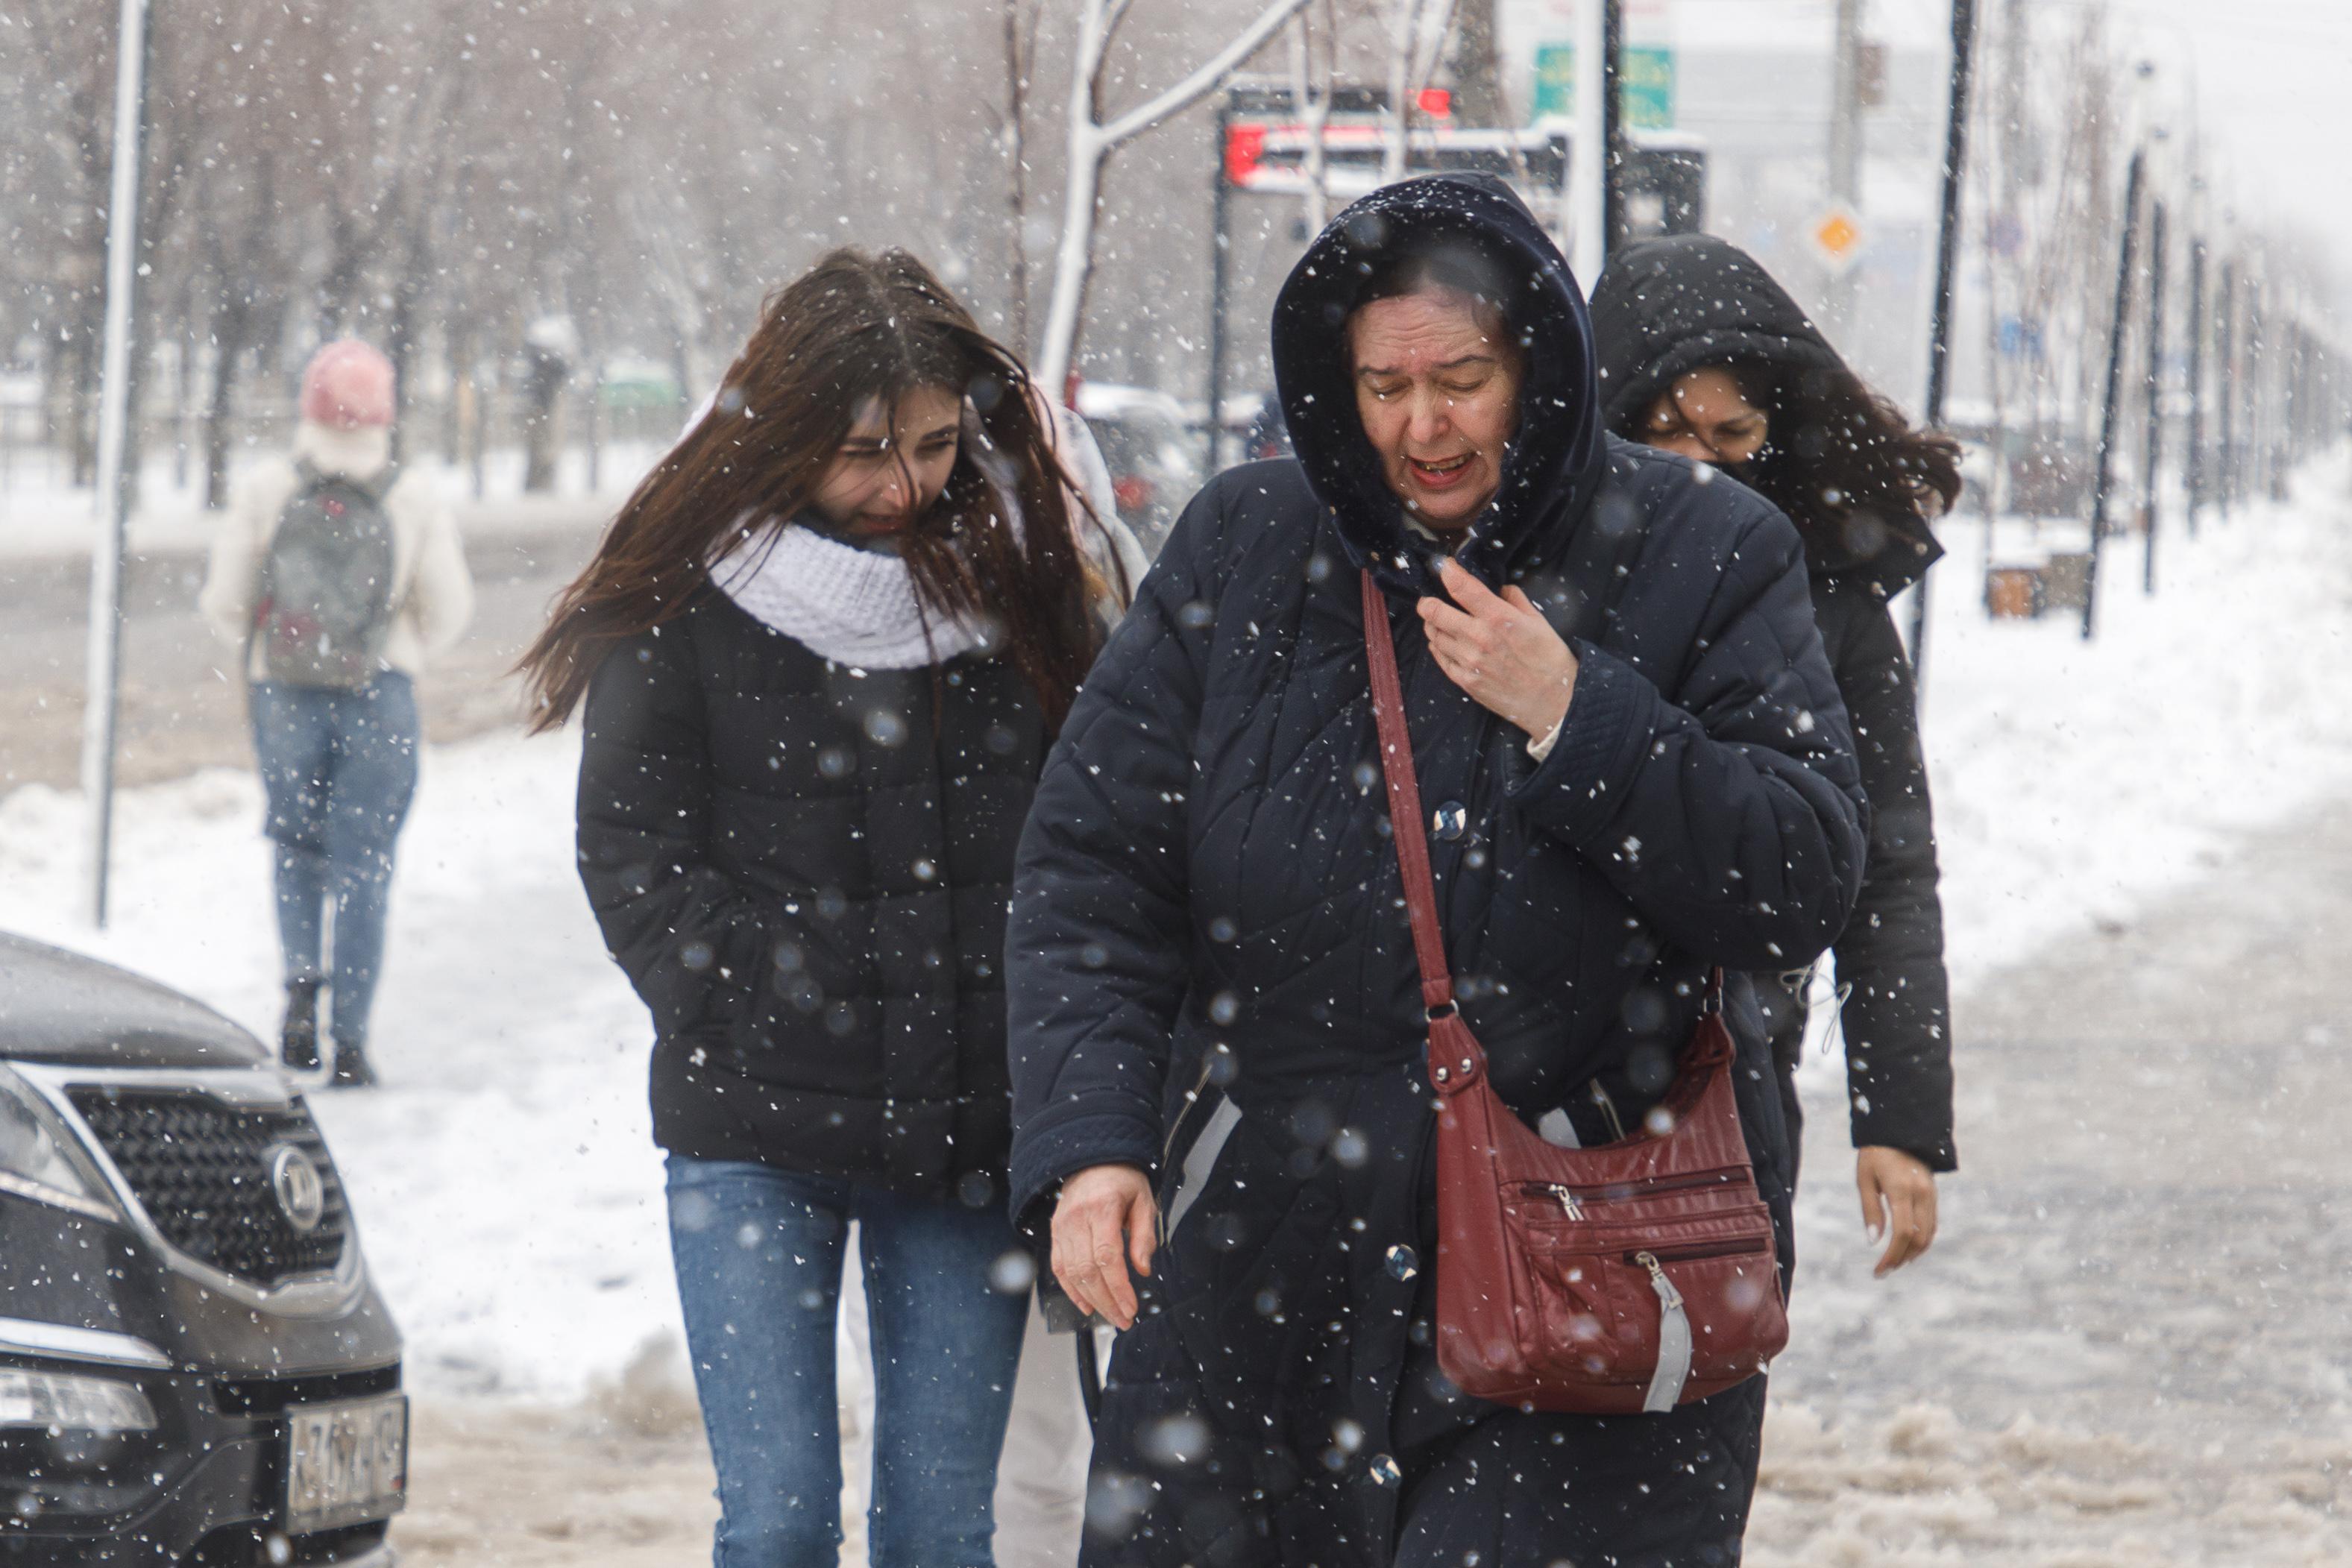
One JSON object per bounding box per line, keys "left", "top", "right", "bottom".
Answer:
{"left": 1361, "top": 569, "right": 1788, "bottom": 1415}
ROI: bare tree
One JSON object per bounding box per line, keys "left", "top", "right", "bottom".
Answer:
{"left": 1036, "top": 0, "right": 1317, "bottom": 394}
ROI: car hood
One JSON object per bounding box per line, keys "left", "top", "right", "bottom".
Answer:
{"left": 0, "top": 933, "right": 268, "bottom": 1068}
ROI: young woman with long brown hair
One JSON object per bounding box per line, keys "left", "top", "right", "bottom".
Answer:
{"left": 520, "top": 248, "right": 1136, "bottom": 1568}
{"left": 1591, "top": 232, "right": 1961, "bottom": 1282}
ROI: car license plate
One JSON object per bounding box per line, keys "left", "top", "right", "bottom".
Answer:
{"left": 283, "top": 1393, "right": 409, "bottom": 1534}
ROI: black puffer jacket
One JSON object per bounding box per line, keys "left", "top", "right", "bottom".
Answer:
{"left": 1592, "top": 233, "right": 1958, "bottom": 1172}
{"left": 575, "top": 588, "right": 1049, "bottom": 1201}
{"left": 1007, "top": 177, "right": 1869, "bottom": 1567}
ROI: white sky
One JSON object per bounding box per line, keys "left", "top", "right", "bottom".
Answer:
{"left": 2107, "top": 0, "right": 2352, "bottom": 314}
{"left": 1661, "top": 0, "right": 2352, "bottom": 318}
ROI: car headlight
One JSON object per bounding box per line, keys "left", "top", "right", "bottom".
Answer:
{"left": 0, "top": 1067, "right": 113, "bottom": 1219}
{"left": 0, "top": 1370, "right": 155, "bottom": 1435}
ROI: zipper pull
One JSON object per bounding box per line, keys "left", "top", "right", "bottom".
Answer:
{"left": 1635, "top": 1250, "right": 1684, "bottom": 1310}
{"left": 1547, "top": 1183, "right": 1584, "bottom": 1220}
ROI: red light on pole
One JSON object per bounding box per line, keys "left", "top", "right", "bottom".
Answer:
{"left": 1417, "top": 86, "right": 1453, "bottom": 119}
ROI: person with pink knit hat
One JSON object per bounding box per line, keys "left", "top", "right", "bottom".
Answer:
{"left": 201, "top": 339, "right": 474, "bottom": 1086}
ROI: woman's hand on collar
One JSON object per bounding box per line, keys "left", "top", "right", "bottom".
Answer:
{"left": 1415, "top": 558, "right": 1579, "bottom": 740}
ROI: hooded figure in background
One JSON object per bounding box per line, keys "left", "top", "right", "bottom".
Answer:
{"left": 1006, "top": 176, "right": 1868, "bottom": 1566}
{"left": 1591, "top": 233, "right": 1959, "bottom": 1275}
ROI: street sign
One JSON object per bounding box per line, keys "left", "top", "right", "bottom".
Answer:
{"left": 1529, "top": 42, "right": 1675, "bottom": 127}
{"left": 1808, "top": 204, "right": 1867, "bottom": 274}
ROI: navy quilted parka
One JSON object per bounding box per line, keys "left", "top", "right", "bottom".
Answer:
{"left": 1007, "top": 176, "right": 1870, "bottom": 1567}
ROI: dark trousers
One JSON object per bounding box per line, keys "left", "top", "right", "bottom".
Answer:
{"left": 249, "top": 673, "right": 418, "bottom": 1051}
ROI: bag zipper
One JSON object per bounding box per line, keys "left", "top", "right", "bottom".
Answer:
{"left": 1626, "top": 1237, "right": 1772, "bottom": 1265}
{"left": 1519, "top": 1166, "right": 1749, "bottom": 1214}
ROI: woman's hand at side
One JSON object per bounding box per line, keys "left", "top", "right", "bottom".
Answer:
{"left": 1051, "top": 1163, "right": 1158, "bottom": 1330}
{"left": 1857, "top": 1145, "right": 1939, "bottom": 1277}
{"left": 1417, "top": 558, "right": 1579, "bottom": 740}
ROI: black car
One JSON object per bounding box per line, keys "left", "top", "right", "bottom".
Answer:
{"left": 0, "top": 934, "right": 404, "bottom": 1566}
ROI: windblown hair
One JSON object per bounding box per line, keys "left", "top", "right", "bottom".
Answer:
{"left": 1632, "top": 360, "right": 1962, "bottom": 555}
{"left": 520, "top": 248, "right": 1107, "bottom": 731}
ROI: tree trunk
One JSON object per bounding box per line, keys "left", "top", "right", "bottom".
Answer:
{"left": 202, "top": 297, "right": 252, "bottom": 511}
{"left": 521, "top": 344, "right": 567, "bottom": 493}
{"left": 1449, "top": 0, "right": 1508, "bottom": 127}
{"left": 1002, "top": 0, "right": 1034, "bottom": 348}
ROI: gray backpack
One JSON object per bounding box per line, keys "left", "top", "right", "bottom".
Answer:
{"left": 255, "top": 459, "right": 399, "bottom": 687}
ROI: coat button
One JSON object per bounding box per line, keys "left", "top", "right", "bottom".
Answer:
{"left": 1431, "top": 801, "right": 1467, "bottom": 841}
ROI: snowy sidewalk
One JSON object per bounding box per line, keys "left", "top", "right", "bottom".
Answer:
{"left": 1750, "top": 784, "right": 2352, "bottom": 1564}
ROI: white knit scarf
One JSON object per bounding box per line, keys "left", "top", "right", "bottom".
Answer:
{"left": 711, "top": 520, "right": 998, "bottom": 669}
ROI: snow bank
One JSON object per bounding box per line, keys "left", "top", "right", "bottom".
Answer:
{"left": 1914, "top": 462, "right": 2352, "bottom": 992}
{"left": 1, "top": 456, "right": 2348, "bottom": 1403}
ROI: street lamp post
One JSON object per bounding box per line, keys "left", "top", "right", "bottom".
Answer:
{"left": 81, "top": 0, "right": 155, "bottom": 928}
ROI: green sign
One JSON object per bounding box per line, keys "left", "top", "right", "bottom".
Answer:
{"left": 1529, "top": 42, "right": 1676, "bottom": 130}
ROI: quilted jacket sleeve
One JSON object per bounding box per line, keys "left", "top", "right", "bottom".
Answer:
{"left": 1508, "top": 506, "right": 1870, "bottom": 972}
{"left": 575, "top": 617, "right": 773, "bottom": 1040}
{"left": 1821, "top": 580, "right": 1957, "bottom": 1171}
{"left": 1004, "top": 484, "right": 1221, "bottom": 1222}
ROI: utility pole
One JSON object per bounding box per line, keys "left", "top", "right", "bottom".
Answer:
{"left": 2140, "top": 199, "right": 2166, "bottom": 594}
{"left": 2183, "top": 238, "right": 2205, "bottom": 538}
{"left": 1568, "top": 0, "right": 1608, "bottom": 284}
{"left": 2242, "top": 279, "right": 2263, "bottom": 508}
{"left": 1207, "top": 91, "right": 1233, "bottom": 476}
{"left": 81, "top": 0, "right": 154, "bottom": 928}
{"left": 1907, "top": 0, "right": 1976, "bottom": 693}
{"left": 1826, "top": 0, "right": 1866, "bottom": 330}
{"left": 1601, "top": 0, "right": 1626, "bottom": 256}
{"left": 2215, "top": 259, "right": 2235, "bottom": 519}
{"left": 2083, "top": 148, "right": 2142, "bottom": 643}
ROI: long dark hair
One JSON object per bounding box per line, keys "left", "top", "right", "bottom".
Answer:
{"left": 1629, "top": 360, "right": 1962, "bottom": 561}
{"left": 521, "top": 248, "right": 1105, "bottom": 731}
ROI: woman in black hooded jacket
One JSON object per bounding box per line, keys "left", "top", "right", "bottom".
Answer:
{"left": 1007, "top": 177, "right": 1868, "bottom": 1567}
{"left": 1589, "top": 233, "right": 1960, "bottom": 1277}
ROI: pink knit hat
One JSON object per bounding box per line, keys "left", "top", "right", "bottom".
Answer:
{"left": 300, "top": 340, "right": 396, "bottom": 430}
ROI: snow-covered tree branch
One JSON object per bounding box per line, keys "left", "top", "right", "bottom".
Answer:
{"left": 1035, "top": 0, "right": 1316, "bottom": 396}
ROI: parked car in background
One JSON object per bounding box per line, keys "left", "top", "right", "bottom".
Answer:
{"left": 0, "top": 934, "right": 404, "bottom": 1566}
{"left": 1075, "top": 382, "right": 1201, "bottom": 557}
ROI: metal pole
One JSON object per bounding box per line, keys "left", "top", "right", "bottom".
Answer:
{"left": 2140, "top": 198, "right": 2166, "bottom": 595}
{"left": 1568, "top": 0, "right": 1606, "bottom": 283}
{"left": 1206, "top": 91, "right": 1232, "bottom": 476}
{"left": 2215, "top": 259, "right": 2235, "bottom": 519}
{"left": 2083, "top": 148, "right": 2142, "bottom": 643}
{"left": 1906, "top": 0, "right": 1975, "bottom": 690}
{"left": 2183, "top": 237, "right": 2204, "bottom": 538}
{"left": 2239, "top": 280, "right": 2257, "bottom": 503}
{"left": 1601, "top": 0, "right": 1625, "bottom": 259}
{"left": 1826, "top": 0, "right": 1865, "bottom": 331}
{"left": 81, "top": 0, "right": 154, "bottom": 929}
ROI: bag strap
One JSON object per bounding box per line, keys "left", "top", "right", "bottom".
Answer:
{"left": 1360, "top": 569, "right": 1457, "bottom": 1021}
{"left": 1363, "top": 567, "right": 1729, "bottom": 1038}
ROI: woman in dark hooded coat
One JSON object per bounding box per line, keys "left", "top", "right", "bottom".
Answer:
{"left": 1589, "top": 233, "right": 1960, "bottom": 1277}
{"left": 1007, "top": 177, "right": 1870, "bottom": 1567}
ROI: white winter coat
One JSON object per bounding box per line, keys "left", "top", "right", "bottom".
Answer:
{"left": 200, "top": 422, "right": 474, "bottom": 679}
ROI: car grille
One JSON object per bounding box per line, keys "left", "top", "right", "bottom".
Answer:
{"left": 65, "top": 1088, "right": 349, "bottom": 1286}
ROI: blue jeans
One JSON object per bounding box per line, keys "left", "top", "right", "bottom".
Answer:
{"left": 666, "top": 1157, "right": 1031, "bottom": 1568}
{"left": 249, "top": 673, "right": 418, "bottom": 1051}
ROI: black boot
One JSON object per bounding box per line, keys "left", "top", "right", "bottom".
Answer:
{"left": 281, "top": 980, "right": 321, "bottom": 1073}
{"left": 329, "top": 1040, "right": 377, "bottom": 1089}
